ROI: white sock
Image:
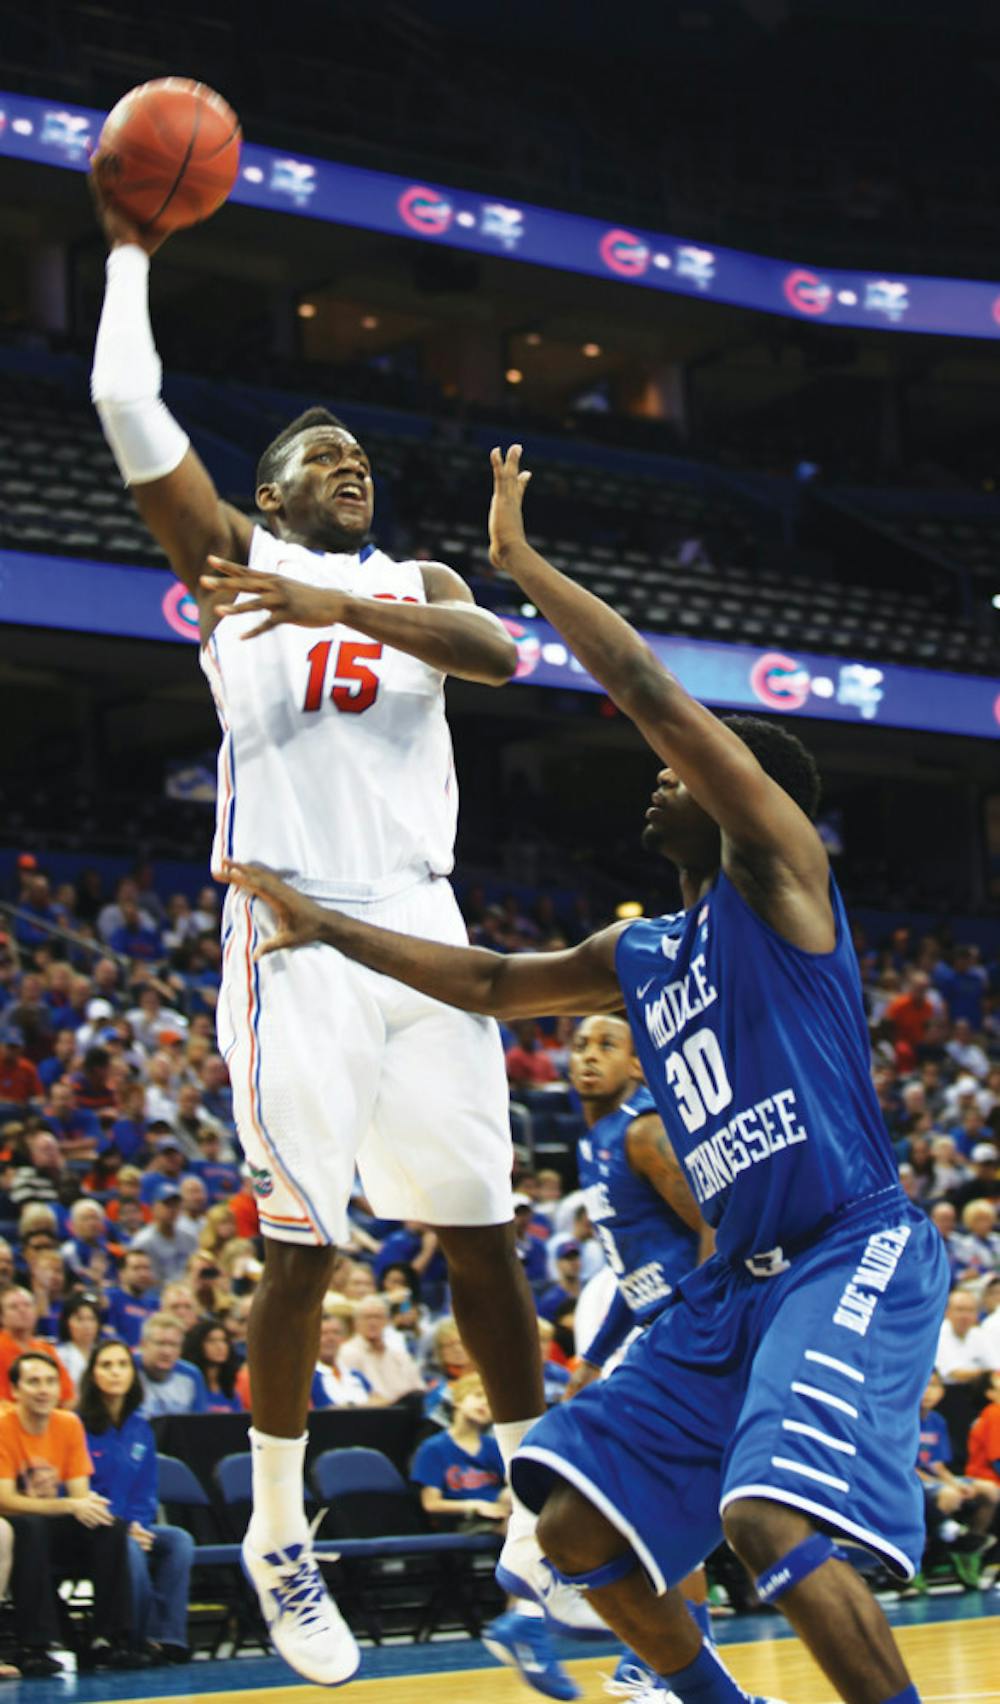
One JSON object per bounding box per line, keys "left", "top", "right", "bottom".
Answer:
{"left": 494, "top": 1417, "right": 541, "bottom": 1474}
{"left": 494, "top": 1416, "right": 542, "bottom": 1542}
{"left": 246, "top": 1427, "right": 309, "bottom": 1550}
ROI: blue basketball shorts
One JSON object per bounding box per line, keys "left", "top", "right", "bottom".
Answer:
{"left": 513, "top": 1191, "right": 949, "bottom": 1591}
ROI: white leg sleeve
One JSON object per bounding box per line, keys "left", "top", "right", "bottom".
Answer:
{"left": 90, "top": 244, "right": 190, "bottom": 486}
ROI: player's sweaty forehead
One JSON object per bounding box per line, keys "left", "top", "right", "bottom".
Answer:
{"left": 293, "top": 426, "right": 370, "bottom": 471}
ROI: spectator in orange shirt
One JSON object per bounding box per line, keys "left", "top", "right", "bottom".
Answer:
{"left": 966, "top": 1371, "right": 1000, "bottom": 1487}
{"left": 0, "top": 1288, "right": 74, "bottom": 1406}
{"left": 883, "top": 971, "right": 942, "bottom": 1054}
{"left": 104, "top": 1164, "right": 153, "bottom": 1228}
{"left": 0, "top": 1350, "right": 134, "bottom": 1673}
{"left": 504, "top": 1020, "right": 559, "bottom": 1089}
{"left": 0, "top": 1029, "right": 43, "bottom": 1113}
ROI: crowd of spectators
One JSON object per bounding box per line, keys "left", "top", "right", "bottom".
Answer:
{"left": 0, "top": 853, "right": 998, "bottom": 1665}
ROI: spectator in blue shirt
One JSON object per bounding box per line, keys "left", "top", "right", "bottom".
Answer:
{"left": 181, "top": 1320, "right": 245, "bottom": 1414}
{"left": 191, "top": 1128, "right": 240, "bottom": 1201}
{"left": 37, "top": 1030, "right": 76, "bottom": 1094}
{"left": 137, "top": 1313, "right": 207, "bottom": 1418}
{"left": 107, "top": 901, "right": 162, "bottom": 965}
{"left": 14, "top": 875, "right": 64, "bottom": 952}
{"left": 177, "top": 937, "right": 221, "bottom": 1020}
{"left": 60, "top": 1198, "right": 116, "bottom": 1289}
{"left": 411, "top": 1374, "right": 509, "bottom": 1527}
{"left": 105, "top": 1250, "right": 161, "bottom": 1348}
{"left": 139, "top": 1141, "right": 191, "bottom": 1207}
{"left": 198, "top": 1055, "right": 234, "bottom": 1131}
{"left": 78, "top": 1338, "right": 194, "bottom": 1662}
{"left": 101, "top": 1081, "right": 149, "bottom": 1166}
{"left": 41, "top": 963, "right": 82, "bottom": 1036}
{"left": 934, "top": 947, "right": 987, "bottom": 1029}
{"left": 512, "top": 1196, "right": 548, "bottom": 1287}
{"left": 916, "top": 1369, "right": 996, "bottom": 1541}
{"left": 42, "top": 1078, "right": 101, "bottom": 1158}
{"left": 536, "top": 1243, "right": 583, "bottom": 1322}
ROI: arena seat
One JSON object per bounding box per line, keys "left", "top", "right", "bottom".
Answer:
{"left": 308, "top": 1447, "right": 502, "bottom": 1642}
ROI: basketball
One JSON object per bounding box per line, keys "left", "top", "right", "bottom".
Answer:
{"left": 95, "top": 77, "right": 241, "bottom": 234}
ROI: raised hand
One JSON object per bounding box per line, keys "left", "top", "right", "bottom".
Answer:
{"left": 220, "top": 861, "right": 331, "bottom": 957}
{"left": 488, "top": 445, "right": 532, "bottom": 571}
{"left": 200, "top": 557, "right": 345, "bottom": 638}
{"left": 88, "top": 159, "right": 169, "bottom": 255}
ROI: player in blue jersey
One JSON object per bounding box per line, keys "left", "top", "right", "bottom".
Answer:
{"left": 567, "top": 1015, "right": 779, "bottom": 1704}
{"left": 221, "top": 446, "right": 949, "bottom": 1704}
{"left": 567, "top": 1014, "right": 705, "bottom": 1386}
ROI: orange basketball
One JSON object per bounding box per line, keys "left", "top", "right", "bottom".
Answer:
{"left": 95, "top": 78, "right": 242, "bottom": 233}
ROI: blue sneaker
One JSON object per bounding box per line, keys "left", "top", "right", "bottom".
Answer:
{"left": 482, "top": 1611, "right": 581, "bottom": 1701}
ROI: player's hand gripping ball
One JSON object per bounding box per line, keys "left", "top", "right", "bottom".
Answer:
{"left": 93, "top": 78, "right": 241, "bottom": 235}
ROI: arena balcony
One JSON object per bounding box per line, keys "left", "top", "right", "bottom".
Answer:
{"left": 1, "top": 348, "right": 997, "bottom": 676}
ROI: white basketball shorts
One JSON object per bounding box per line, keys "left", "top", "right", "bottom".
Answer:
{"left": 217, "top": 875, "right": 513, "bottom": 1245}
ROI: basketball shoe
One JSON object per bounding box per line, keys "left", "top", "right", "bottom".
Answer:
{"left": 482, "top": 1610, "right": 581, "bottom": 1700}
{"left": 241, "top": 1533, "right": 360, "bottom": 1686}
{"left": 602, "top": 1650, "right": 787, "bottom": 1703}
{"left": 496, "top": 1528, "right": 611, "bottom": 1637}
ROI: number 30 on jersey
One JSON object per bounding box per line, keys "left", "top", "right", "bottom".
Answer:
{"left": 303, "top": 639, "right": 383, "bottom": 715}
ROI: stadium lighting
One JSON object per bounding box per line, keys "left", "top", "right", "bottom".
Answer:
{"left": 297, "top": 302, "right": 317, "bottom": 319}
{"left": 520, "top": 602, "right": 538, "bottom": 617}
{"left": 582, "top": 341, "right": 601, "bottom": 357}
{"left": 505, "top": 367, "right": 523, "bottom": 384}
{"left": 361, "top": 314, "right": 379, "bottom": 330}
{"left": 992, "top": 593, "right": 1000, "bottom": 610}
{"left": 615, "top": 901, "right": 644, "bottom": 919}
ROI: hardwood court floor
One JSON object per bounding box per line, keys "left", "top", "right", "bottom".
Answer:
{"left": 136, "top": 1614, "right": 999, "bottom": 1704}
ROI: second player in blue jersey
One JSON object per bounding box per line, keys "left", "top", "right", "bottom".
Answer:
{"left": 223, "top": 446, "right": 948, "bottom": 1704}
{"left": 568, "top": 1019, "right": 703, "bottom": 1371}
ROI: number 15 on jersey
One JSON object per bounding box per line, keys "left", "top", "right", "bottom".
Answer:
{"left": 303, "top": 639, "right": 383, "bottom": 715}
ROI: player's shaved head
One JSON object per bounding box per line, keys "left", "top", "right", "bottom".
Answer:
{"left": 569, "top": 1014, "right": 642, "bottom": 1113}
{"left": 255, "top": 406, "right": 374, "bottom": 551}
{"left": 256, "top": 406, "right": 353, "bottom": 490}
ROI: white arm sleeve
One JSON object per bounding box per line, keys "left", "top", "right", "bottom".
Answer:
{"left": 90, "top": 244, "right": 190, "bottom": 487}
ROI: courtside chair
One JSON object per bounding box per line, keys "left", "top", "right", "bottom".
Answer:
{"left": 156, "top": 1454, "right": 233, "bottom": 1655}
{"left": 310, "top": 1447, "right": 501, "bottom": 1642}
{"left": 212, "top": 1453, "right": 271, "bottom": 1656}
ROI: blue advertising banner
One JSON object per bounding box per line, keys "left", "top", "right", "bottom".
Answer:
{"left": 4, "top": 88, "right": 1000, "bottom": 340}
{"left": 2, "top": 548, "right": 997, "bottom": 739}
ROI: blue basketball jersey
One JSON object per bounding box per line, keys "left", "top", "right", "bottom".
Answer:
{"left": 578, "top": 1085, "right": 699, "bottom": 1325}
{"left": 616, "top": 870, "right": 898, "bottom": 1264}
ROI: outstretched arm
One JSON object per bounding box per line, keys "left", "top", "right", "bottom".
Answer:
{"left": 488, "top": 447, "right": 827, "bottom": 894}
{"left": 222, "top": 862, "right": 624, "bottom": 1017}
{"left": 200, "top": 556, "right": 517, "bottom": 685}
{"left": 89, "top": 173, "right": 252, "bottom": 597}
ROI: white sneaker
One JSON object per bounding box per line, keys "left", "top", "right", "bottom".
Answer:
{"left": 242, "top": 1534, "right": 360, "bottom": 1686}
{"left": 496, "top": 1530, "right": 613, "bottom": 1639}
{"left": 600, "top": 1669, "right": 680, "bottom": 1703}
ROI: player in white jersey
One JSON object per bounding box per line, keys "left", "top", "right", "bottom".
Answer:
{"left": 88, "top": 180, "right": 596, "bottom": 1689}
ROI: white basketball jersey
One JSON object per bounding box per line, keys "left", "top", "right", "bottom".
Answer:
{"left": 200, "top": 527, "right": 458, "bottom": 900}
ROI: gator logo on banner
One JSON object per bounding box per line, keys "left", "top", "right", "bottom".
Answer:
{"left": 599, "top": 227, "right": 650, "bottom": 278}
{"left": 398, "top": 184, "right": 453, "bottom": 236}
{"left": 161, "top": 582, "right": 200, "bottom": 642}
